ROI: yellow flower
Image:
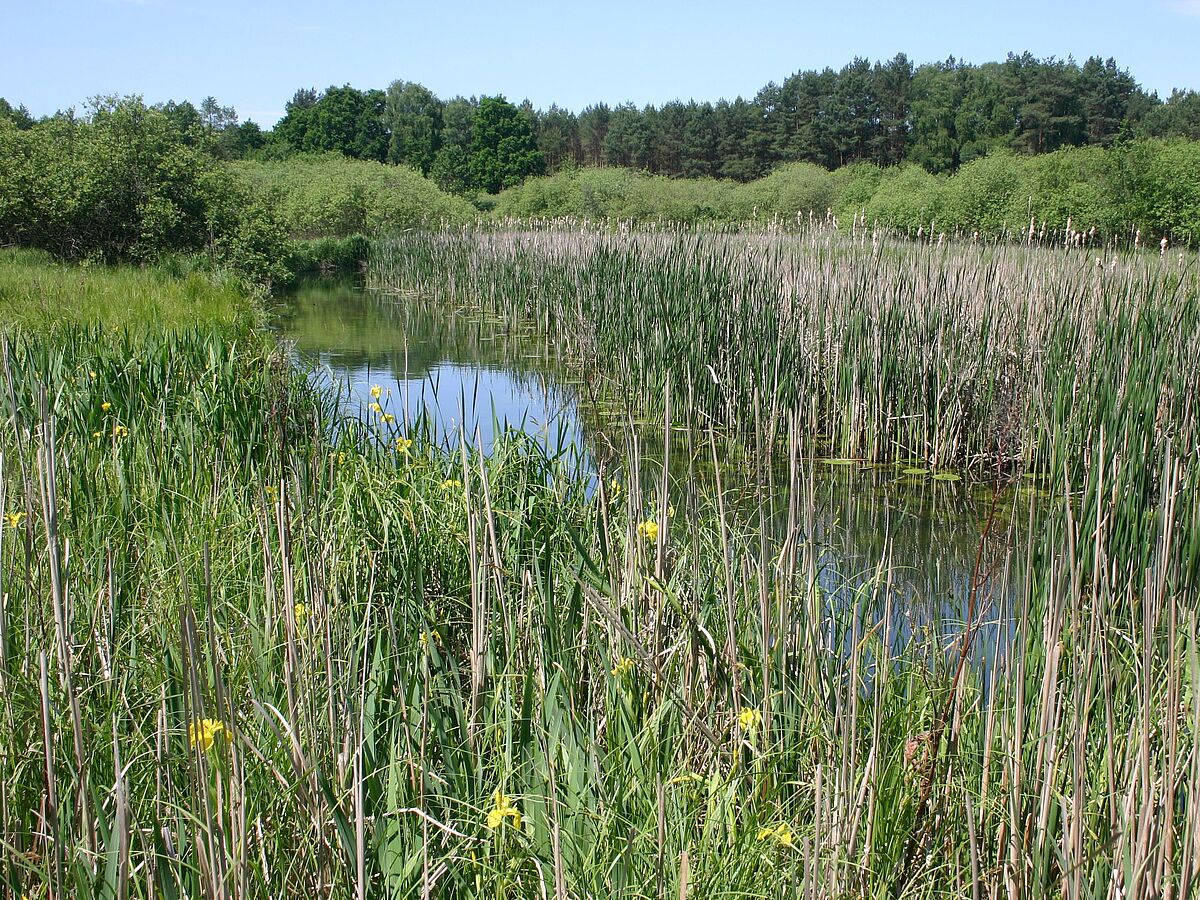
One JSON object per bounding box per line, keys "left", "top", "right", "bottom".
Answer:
{"left": 611, "top": 657, "right": 634, "bottom": 677}
{"left": 667, "top": 504, "right": 676, "bottom": 519}
{"left": 637, "top": 520, "right": 659, "bottom": 542}
{"left": 100, "top": 401, "right": 112, "bottom": 412}
{"left": 4, "top": 511, "right": 25, "bottom": 529}
{"left": 112, "top": 425, "right": 128, "bottom": 438}
{"left": 757, "top": 823, "right": 795, "bottom": 848}
{"left": 381, "top": 413, "right": 396, "bottom": 424}
{"left": 441, "top": 479, "right": 463, "bottom": 491}
{"left": 368, "top": 402, "right": 383, "bottom": 414}
{"left": 188, "top": 718, "right": 227, "bottom": 753}
{"left": 370, "top": 385, "right": 383, "bottom": 400}
{"left": 92, "top": 431, "right": 103, "bottom": 440}
{"left": 88, "top": 370, "right": 96, "bottom": 380}
{"left": 737, "top": 707, "right": 762, "bottom": 731}
{"left": 609, "top": 476, "right": 622, "bottom": 495}
{"left": 395, "top": 437, "right": 413, "bottom": 453}
{"left": 419, "top": 629, "right": 443, "bottom": 649}
{"left": 293, "top": 602, "right": 308, "bottom": 628}
{"left": 486, "top": 790, "right": 521, "bottom": 830}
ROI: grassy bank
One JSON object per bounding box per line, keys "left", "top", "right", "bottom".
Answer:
{"left": 2, "top": 242, "right": 1198, "bottom": 898}
{"left": 0, "top": 248, "right": 261, "bottom": 336}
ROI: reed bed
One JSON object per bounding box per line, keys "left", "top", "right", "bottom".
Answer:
{"left": 1, "top": 233, "right": 1198, "bottom": 898}
{"left": 370, "top": 225, "right": 1200, "bottom": 475}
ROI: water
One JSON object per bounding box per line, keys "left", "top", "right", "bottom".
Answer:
{"left": 275, "top": 277, "right": 1025, "bottom": 664}
{"left": 274, "top": 277, "right": 587, "bottom": 455}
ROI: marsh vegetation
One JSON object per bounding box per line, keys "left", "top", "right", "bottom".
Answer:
{"left": 2, "top": 223, "right": 1198, "bottom": 898}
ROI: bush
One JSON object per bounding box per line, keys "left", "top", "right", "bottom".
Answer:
{"left": 862, "top": 165, "right": 946, "bottom": 232}
{"left": 0, "top": 98, "right": 290, "bottom": 285}
{"left": 231, "top": 154, "right": 477, "bottom": 237}
{"left": 737, "top": 162, "right": 838, "bottom": 224}
{"left": 938, "top": 150, "right": 1032, "bottom": 234}
{"left": 1021, "top": 145, "right": 1122, "bottom": 235}
{"left": 1121, "top": 139, "right": 1200, "bottom": 244}
{"left": 831, "top": 161, "right": 886, "bottom": 223}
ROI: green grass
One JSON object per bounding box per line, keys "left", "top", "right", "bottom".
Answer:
{"left": 1, "top": 240, "right": 1198, "bottom": 898}
{"left": 0, "top": 248, "right": 260, "bottom": 336}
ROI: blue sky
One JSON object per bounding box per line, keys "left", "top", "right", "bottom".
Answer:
{"left": 3, "top": 0, "right": 1198, "bottom": 125}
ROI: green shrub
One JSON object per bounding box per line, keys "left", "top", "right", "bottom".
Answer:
{"left": 1121, "top": 139, "right": 1200, "bottom": 244}
{"left": 0, "top": 99, "right": 289, "bottom": 285}
{"left": 231, "top": 154, "right": 476, "bottom": 237}
{"left": 831, "top": 161, "right": 886, "bottom": 222}
{"left": 1018, "top": 145, "right": 1122, "bottom": 235}
{"left": 863, "top": 165, "right": 947, "bottom": 232}
{"left": 938, "top": 150, "right": 1032, "bottom": 234}
{"left": 485, "top": 142, "right": 1200, "bottom": 244}
{"left": 737, "top": 162, "right": 838, "bottom": 223}
{"left": 493, "top": 167, "right": 742, "bottom": 223}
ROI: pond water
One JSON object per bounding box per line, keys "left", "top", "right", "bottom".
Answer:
{"left": 275, "top": 277, "right": 1025, "bottom": 659}
{"left": 274, "top": 277, "right": 588, "bottom": 455}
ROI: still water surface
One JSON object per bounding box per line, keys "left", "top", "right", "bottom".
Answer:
{"left": 275, "top": 277, "right": 587, "bottom": 454}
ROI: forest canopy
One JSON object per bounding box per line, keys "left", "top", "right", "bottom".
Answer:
{"left": 3, "top": 50, "right": 1200, "bottom": 273}
{"left": 8, "top": 51, "right": 1198, "bottom": 195}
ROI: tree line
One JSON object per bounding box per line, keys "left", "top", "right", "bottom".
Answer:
{"left": 4, "top": 53, "right": 1200, "bottom": 197}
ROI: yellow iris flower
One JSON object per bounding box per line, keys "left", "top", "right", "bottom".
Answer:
{"left": 737, "top": 707, "right": 762, "bottom": 731}
{"left": 637, "top": 520, "right": 659, "bottom": 542}
{"left": 757, "top": 823, "right": 795, "bottom": 848}
{"left": 188, "top": 718, "right": 227, "bottom": 753}
{"left": 419, "top": 629, "right": 443, "bottom": 649}
{"left": 486, "top": 790, "right": 521, "bottom": 830}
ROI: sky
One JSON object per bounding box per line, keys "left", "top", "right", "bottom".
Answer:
{"left": 3, "top": 0, "right": 1198, "bottom": 125}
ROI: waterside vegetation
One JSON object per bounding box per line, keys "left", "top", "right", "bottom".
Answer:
{"left": 1, "top": 218, "right": 1198, "bottom": 897}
